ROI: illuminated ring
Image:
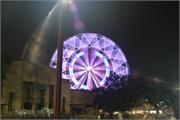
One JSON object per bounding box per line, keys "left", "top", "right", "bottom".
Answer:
{"left": 67, "top": 47, "right": 112, "bottom": 91}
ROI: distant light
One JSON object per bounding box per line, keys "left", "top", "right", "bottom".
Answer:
{"left": 150, "top": 110, "right": 156, "bottom": 114}
{"left": 62, "top": 0, "right": 71, "bottom": 6}
{"left": 159, "top": 110, "right": 163, "bottom": 114}
{"left": 113, "top": 112, "right": 119, "bottom": 115}
{"left": 132, "top": 110, "right": 144, "bottom": 114}
{"left": 99, "top": 109, "right": 103, "bottom": 113}
{"left": 74, "top": 19, "right": 84, "bottom": 32}
{"left": 69, "top": 1, "right": 77, "bottom": 12}
{"left": 145, "top": 110, "right": 149, "bottom": 113}
{"left": 68, "top": 0, "right": 73, "bottom": 4}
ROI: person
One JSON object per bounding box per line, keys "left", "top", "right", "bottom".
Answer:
{"left": 99, "top": 110, "right": 105, "bottom": 119}
{"left": 170, "top": 115, "right": 176, "bottom": 120}
{"left": 98, "top": 114, "right": 101, "bottom": 119}
{"left": 70, "top": 111, "right": 77, "bottom": 120}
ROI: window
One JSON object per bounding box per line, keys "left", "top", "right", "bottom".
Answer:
{"left": 37, "top": 84, "right": 45, "bottom": 110}
{"left": 49, "top": 85, "right": 54, "bottom": 108}
{"left": 23, "top": 82, "right": 34, "bottom": 109}
{"left": 8, "top": 92, "right": 14, "bottom": 111}
{"left": 62, "top": 97, "right": 66, "bottom": 113}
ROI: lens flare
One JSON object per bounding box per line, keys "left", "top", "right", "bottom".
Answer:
{"left": 67, "top": 0, "right": 84, "bottom": 32}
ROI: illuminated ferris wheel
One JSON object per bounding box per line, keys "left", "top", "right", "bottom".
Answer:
{"left": 50, "top": 33, "right": 129, "bottom": 91}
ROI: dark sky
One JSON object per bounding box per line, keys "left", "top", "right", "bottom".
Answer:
{"left": 2, "top": 1, "right": 179, "bottom": 74}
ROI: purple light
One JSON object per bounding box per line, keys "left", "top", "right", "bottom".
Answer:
{"left": 50, "top": 33, "right": 129, "bottom": 91}
{"left": 67, "top": 0, "right": 84, "bottom": 32}
{"left": 74, "top": 19, "right": 84, "bottom": 32}
{"left": 66, "top": 47, "right": 111, "bottom": 91}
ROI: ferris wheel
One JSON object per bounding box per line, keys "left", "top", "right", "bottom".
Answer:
{"left": 50, "top": 33, "right": 129, "bottom": 91}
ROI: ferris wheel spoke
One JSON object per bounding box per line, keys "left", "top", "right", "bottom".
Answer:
{"left": 75, "top": 59, "right": 87, "bottom": 68}
{"left": 93, "top": 70, "right": 106, "bottom": 75}
{"left": 76, "top": 71, "right": 87, "bottom": 81}
{"left": 93, "top": 61, "right": 105, "bottom": 69}
{"left": 73, "top": 70, "right": 87, "bottom": 79}
{"left": 90, "top": 55, "right": 98, "bottom": 66}
{"left": 78, "top": 72, "right": 88, "bottom": 89}
{"left": 78, "top": 56, "right": 88, "bottom": 67}
{"left": 79, "top": 55, "right": 88, "bottom": 67}
{"left": 83, "top": 48, "right": 90, "bottom": 66}
{"left": 91, "top": 72, "right": 101, "bottom": 88}
{"left": 87, "top": 72, "right": 93, "bottom": 90}
{"left": 73, "top": 64, "right": 86, "bottom": 71}
{"left": 73, "top": 67, "right": 86, "bottom": 73}
{"left": 92, "top": 58, "right": 104, "bottom": 68}
{"left": 88, "top": 48, "right": 91, "bottom": 66}
{"left": 89, "top": 48, "right": 96, "bottom": 66}
{"left": 93, "top": 64, "right": 106, "bottom": 71}
{"left": 93, "top": 70, "right": 105, "bottom": 79}
{"left": 91, "top": 55, "right": 99, "bottom": 67}
{"left": 73, "top": 69, "right": 86, "bottom": 73}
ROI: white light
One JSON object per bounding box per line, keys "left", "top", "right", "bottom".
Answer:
{"left": 62, "top": 0, "right": 71, "bottom": 5}
{"left": 150, "top": 110, "right": 156, "bottom": 114}
{"left": 68, "top": 0, "right": 73, "bottom": 4}
{"left": 113, "top": 112, "right": 119, "bottom": 115}
{"left": 132, "top": 111, "right": 135, "bottom": 114}
{"left": 132, "top": 110, "right": 144, "bottom": 114}
{"left": 87, "top": 66, "right": 93, "bottom": 71}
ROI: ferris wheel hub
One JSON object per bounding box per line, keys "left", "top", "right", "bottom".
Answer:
{"left": 87, "top": 66, "right": 93, "bottom": 71}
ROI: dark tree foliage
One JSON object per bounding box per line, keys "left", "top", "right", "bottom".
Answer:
{"left": 93, "top": 71, "right": 179, "bottom": 119}
{"left": 105, "top": 72, "right": 128, "bottom": 90}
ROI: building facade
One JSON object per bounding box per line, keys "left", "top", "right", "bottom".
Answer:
{"left": 1, "top": 60, "right": 95, "bottom": 117}
{"left": 1, "top": 61, "right": 70, "bottom": 116}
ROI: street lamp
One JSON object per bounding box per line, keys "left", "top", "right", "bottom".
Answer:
{"left": 54, "top": 0, "right": 65, "bottom": 119}
{"left": 54, "top": 0, "right": 80, "bottom": 118}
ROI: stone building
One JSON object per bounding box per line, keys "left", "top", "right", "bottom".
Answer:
{"left": 1, "top": 60, "right": 95, "bottom": 117}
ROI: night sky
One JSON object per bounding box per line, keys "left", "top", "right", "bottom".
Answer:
{"left": 2, "top": 1, "right": 179, "bottom": 75}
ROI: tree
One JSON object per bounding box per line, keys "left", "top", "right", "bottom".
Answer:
{"left": 94, "top": 72, "right": 179, "bottom": 118}
{"left": 147, "top": 58, "right": 179, "bottom": 119}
